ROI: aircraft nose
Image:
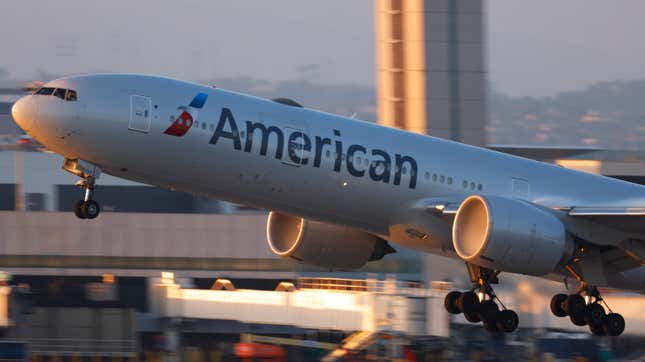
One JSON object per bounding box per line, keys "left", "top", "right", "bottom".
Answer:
{"left": 11, "top": 96, "right": 34, "bottom": 132}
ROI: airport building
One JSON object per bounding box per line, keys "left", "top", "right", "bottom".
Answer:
{"left": 375, "top": 0, "right": 487, "bottom": 146}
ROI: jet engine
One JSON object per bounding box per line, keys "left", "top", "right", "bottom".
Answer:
{"left": 452, "top": 195, "right": 572, "bottom": 276}
{"left": 266, "top": 211, "right": 395, "bottom": 269}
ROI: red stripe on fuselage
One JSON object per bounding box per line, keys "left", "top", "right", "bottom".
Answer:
{"left": 164, "top": 111, "right": 193, "bottom": 137}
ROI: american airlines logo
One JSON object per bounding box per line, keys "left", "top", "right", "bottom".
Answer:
{"left": 164, "top": 93, "right": 209, "bottom": 137}
{"left": 209, "top": 107, "right": 418, "bottom": 189}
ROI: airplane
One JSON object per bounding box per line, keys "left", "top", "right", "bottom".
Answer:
{"left": 10, "top": 73, "right": 645, "bottom": 336}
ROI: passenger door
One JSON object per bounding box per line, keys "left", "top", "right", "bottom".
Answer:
{"left": 129, "top": 95, "right": 151, "bottom": 133}
{"left": 512, "top": 177, "right": 530, "bottom": 200}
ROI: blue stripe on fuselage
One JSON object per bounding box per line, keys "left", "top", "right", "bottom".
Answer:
{"left": 189, "top": 93, "right": 208, "bottom": 109}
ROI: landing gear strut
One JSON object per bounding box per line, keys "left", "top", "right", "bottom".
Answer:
{"left": 550, "top": 285, "right": 625, "bottom": 337}
{"left": 63, "top": 158, "right": 101, "bottom": 220}
{"left": 444, "top": 264, "right": 519, "bottom": 333}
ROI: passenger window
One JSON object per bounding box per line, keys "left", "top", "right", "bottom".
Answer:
{"left": 440, "top": 175, "right": 445, "bottom": 183}
{"left": 448, "top": 177, "right": 453, "bottom": 185}
{"left": 65, "top": 90, "right": 77, "bottom": 101}
{"left": 36, "top": 87, "right": 55, "bottom": 95}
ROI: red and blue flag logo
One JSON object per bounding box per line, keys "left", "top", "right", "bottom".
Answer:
{"left": 164, "top": 93, "right": 208, "bottom": 137}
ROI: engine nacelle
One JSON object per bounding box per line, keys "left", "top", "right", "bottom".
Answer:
{"left": 452, "top": 195, "right": 572, "bottom": 276}
{"left": 266, "top": 211, "right": 395, "bottom": 269}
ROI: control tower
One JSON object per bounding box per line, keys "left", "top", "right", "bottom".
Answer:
{"left": 375, "top": 0, "right": 487, "bottom": 146}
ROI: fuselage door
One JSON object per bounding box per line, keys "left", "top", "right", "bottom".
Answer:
{"left": 129, "top": 95, "right": 151, "bottom": 133}
{"left": 512, "top": 177, "right": 530, "bottom": 200}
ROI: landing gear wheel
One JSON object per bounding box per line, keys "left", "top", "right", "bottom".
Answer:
{"left": 479, "top": 300, "right": 499, "bottom": 325}
{"left": 496, "top": 309, "right": 519, "bottom": 333}
{"left": 585, "top": 303, "right": 606, "bottom": 327}
{"left": 444, "top": 291, "right": 462, "bottom": 314}
{"left": 565, "top": 294, "right": 587, "bottom": 326}
{"left": 458, "top": 291, "right": 481, "bottom": 323}
{"left": 603, "top": 313, "right": 625, "bottom": 337}
{"left": 73, "top": 200, "right": 86, "bottom": 219}
{"left": 457, "top": 291, "right": 479, "bottom": 313}
{"left": 457, "top": 291, "right": 481, "bottom": 322}
{"left": 589, "top": 322, "right": 606, "bottom": 336}
{"left": 81, "top": 200, "right": 100, "bottom": 219}
{"left": 464, "top": 310, "right": 481, "bottom": 323}
{"left": 550, "top": 293, "right": 568, "bottom": 317}
{"left": 563, "top": 294, "right": 585, "bottom": 314}
{"left": 569, "top": 309, "right": 587, "bottom": 326}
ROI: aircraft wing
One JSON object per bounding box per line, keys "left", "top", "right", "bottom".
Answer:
{"left": 555, "top": 206, "right": 645, "bottom": 235}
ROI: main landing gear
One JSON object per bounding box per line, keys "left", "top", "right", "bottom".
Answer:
{"left": 444, "top": 264, "right": 519, "bottom": 333}
{"left": 62, "top": 158, "right": 101, "bottom": 220}
{"left": 550, "top": 285, "right": 625, "bottom": 337}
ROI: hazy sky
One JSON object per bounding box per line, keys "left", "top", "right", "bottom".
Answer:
{"left": 1, "top": 1, "right": 645, "bottom": 97}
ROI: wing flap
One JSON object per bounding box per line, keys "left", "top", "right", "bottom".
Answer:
{"left": 567, "top": 207, "right": 645, "bottom": 216}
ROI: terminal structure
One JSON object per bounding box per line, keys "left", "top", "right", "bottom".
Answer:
{"left": 375, "top": 0, "right": 487, "bottom": 146}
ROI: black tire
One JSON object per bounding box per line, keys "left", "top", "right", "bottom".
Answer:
{"left": 550, "top": 293, "right": 568, "bottom": 317}
{"left": 589, "top": 321, "right": 606, "bottom": 336}
{"left": 563, "top": 294, "right": 586, "bottom": 315}
{"left": 73, "top": 200, "right": 86, "bottom": 219}
{"left": 570, "top": 310, "right": 588, "bottom": 326}
{"left": 585, "top": 303, "right": 606, "bottom": 327}
{"left": 479, "top": 300, "right": 499, "bottom": 325}
{"left": 603, "top": 313, "right": 625, "bottom": 337}
{"left": 496, "top": 309, "right": 519, "bottom": 333}
{"left": 81, "top": 200, "right": 100, "bottom": 219}
{"left": 464, "top": 310, "right": 482, "bottom": 323}
{"left": 457, "top": 291, "right": 480, "bottom": 315}
{"left": 444, "top": 291, "right": 462, "bottom": 314}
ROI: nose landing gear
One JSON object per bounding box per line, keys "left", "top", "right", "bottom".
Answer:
{"left": 444, "top": 264, "right": 519, "bottom": 333}
{"left": 62, "top": 158, "right": 101, "bottom": 220}
{"left": 73, "top": 178, "right": 100, "bottom": 219}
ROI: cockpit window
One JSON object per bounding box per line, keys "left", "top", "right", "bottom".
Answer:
{"left": 53, "top": 88, "right": 66, "bottom": 100}
{"left": 65, "top": 89, "right": 77, "bottom": 101}
{"left": 34, "top": 87, "right": 78, "bottom": 101}
{"left": 35, "top": 87, "right": 55, "bottom": 95}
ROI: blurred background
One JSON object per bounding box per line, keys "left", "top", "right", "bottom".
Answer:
{"left": 1, "top": 0, "right": 645, "bottom": 361}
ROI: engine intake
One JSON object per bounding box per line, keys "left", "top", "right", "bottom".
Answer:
{"left": 267, "top": 211, "right": 395, "bottom": 269}
{"left": 452, "top": 195, "right": 571, "bottom": 276}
